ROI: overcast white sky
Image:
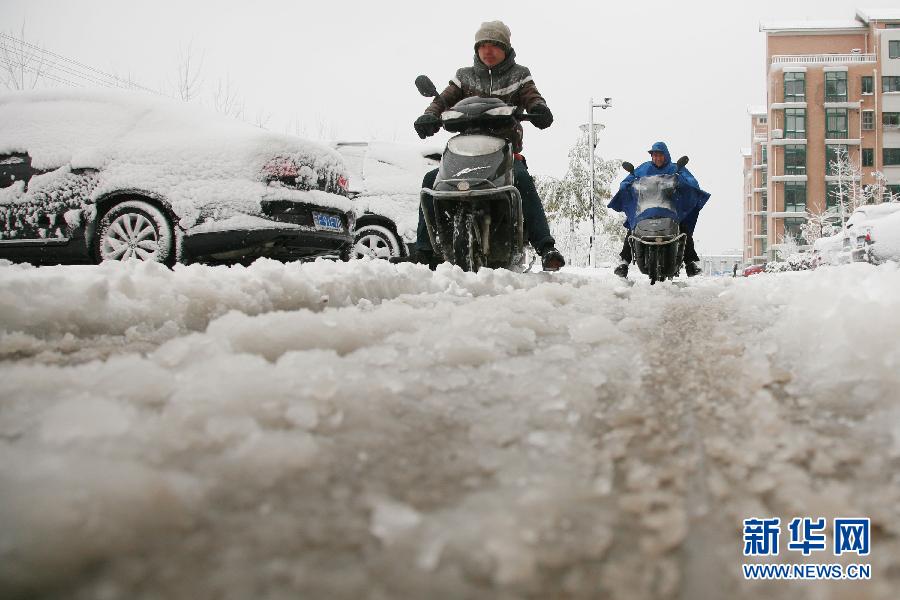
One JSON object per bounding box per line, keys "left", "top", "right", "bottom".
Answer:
{"left": 5, "top": 0, "right": 899, "bottom": 253}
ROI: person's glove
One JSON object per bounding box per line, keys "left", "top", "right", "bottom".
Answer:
{"left": 529, "top": 104, "right": 553, "bottom": 129}
{"left": 414, "top": 114, "right": 441, "bottom": 139}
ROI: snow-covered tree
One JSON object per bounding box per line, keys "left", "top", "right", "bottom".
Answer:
{"left": 535, "top": 130, "right": 624, "bottom": 266}
{"left": 800, "top": 205, "right": 836, "bottom": 245}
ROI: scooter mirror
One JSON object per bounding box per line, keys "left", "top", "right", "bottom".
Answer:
{"left": 415, "top": 75, "right": 439, "bottom": 98}
{"left": 622, "top": 161, "right": 635, "bottom": 174}
{"left": 676, "top": 156, "right": 689, "bottom": 169}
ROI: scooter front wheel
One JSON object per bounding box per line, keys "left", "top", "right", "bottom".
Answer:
{"left": 453, "top": 209, "right": 481, "bottom": 272}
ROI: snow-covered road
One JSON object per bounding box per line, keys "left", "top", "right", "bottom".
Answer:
{"left": 1, "top": 259, "right": 899, "bottom": 599}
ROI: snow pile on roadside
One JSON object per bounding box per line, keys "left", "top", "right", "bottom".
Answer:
{"left": 0, "top": 257, "right": 547, "bottom": 362}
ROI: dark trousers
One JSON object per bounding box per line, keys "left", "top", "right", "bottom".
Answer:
{"left": 619, "top": 223, "right": 699, "bottom": 263}
{"left": 416, "top": 159, "right": 554, "bottom": 255}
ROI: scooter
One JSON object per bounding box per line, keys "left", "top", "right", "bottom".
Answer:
{"left": 414, "top": 75, "right": 541, "bottom": 272}
{"left": 620, "top": 156, "right": 690, "bottom": 284}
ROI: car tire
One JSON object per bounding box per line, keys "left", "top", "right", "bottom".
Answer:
{"left": 95, "top": 200, "right": 174, "bottom": 265}
{"left": 353, "top": 224, "right": 401, "bottom": 259}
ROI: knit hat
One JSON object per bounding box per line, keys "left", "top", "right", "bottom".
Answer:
{"left": 474, "top": 20, "right": 511, "bottom": 53}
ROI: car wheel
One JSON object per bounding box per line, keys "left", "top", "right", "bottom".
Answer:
{"left": 353, "top": 224, "right": 400, "bottom": 259}
{"left": 95, "top": 200, "right": 174, "bottom": 264}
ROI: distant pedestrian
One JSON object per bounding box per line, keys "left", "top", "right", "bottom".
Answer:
{"left": 733, "top": 263, "right": 738, "bottom": 277}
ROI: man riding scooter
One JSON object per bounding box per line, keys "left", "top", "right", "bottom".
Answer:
{"left": 406, "top": 20, "right": 565, "bottom": 271}
{"left": 609, "top": 141, "right": 709, "bottom": 278}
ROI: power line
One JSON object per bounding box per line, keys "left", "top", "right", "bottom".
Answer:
{"left": 0, "top": 32, "right": 162, "bottom": 95}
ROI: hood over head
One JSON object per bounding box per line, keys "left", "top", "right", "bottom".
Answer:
{"left": 647, "top": 141, "right": 671, "bottom": 165}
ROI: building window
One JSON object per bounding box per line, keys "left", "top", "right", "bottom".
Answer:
{"left": 862, "top": 76, "right": 874, "bottom": 94}
{"left": 784, "top": 108, "right": 806, "bottom": 138}
{"left": 863, "top": 110, "right": 875, "bottom": 130}
{"left": 826, "top": 109, "right": 848, "bottom": 139}
{"left": 891, "top": 40, "right": 900, "bottom": 59}
{"left": 825, "top": 72, "right": 848, "bottom": 102}
{"left": 761, "top": 145, "right": 767, "bottom": 164}
{"left": 888, "top": 185, "right": 900, "bottom": 197}
{"left": 784, "top": 217, "right": 806, "bottom": 241}
{"left": 826, "top": 184, "right": 841, "bottom": 211}
{"left": 784, "top": 144, "right": 806, "bottom": 175}
{"left": 761, "top": 191, "right": 768, "bottom": 212}
{"left": 885, "top": 112, "right": 900, "bottom": 128}
{"left": 862, "top": 148, "right": 874, "bottom": 167}
{"left": 783, "top": 182, "right": 806, "bottom": 212}
{"left": 826, "top": 145, "right": 850, "bottom": 175}
{"left": 784, "top": 72, "right": 806, "bottom": 102}
{"left": 759, "top": 116, "right": 768, "bottom": 124}
{"left": 884, "top": 76, "right": 900, "bottom": 93}
{"left": 884, "top": 148, "right": 900, "bottom": 166}
{"left": 759, "top": 216, "right": 767, "bottom": 236}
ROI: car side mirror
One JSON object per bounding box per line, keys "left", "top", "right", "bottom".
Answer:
{"left": 415, "top": 75, "right": 439, "bottom": 98}
{"left": 622, "top": 161, "right": 635, "bottom": 174}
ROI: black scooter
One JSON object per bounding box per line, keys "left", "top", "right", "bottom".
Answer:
{"left": 621, "top": 156, "right": 690, "bottom": 284}
{"left": 415, "top": 75, "right": 541, "bottom": 272}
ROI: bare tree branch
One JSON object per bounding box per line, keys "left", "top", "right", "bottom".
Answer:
{"left": 0, "top": 22, "right": 48, "bottom": 90}
{"left": 173, "top": 40, "right": 204, "bottom": 101}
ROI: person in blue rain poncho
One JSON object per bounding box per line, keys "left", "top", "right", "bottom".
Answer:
{"left": 608, "top": 141, "right": 711, "bottom": 278}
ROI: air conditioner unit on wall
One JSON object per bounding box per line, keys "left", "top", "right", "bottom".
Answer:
{"left": 851, "top": 48, "right": 861, "bottom": 54}
{"left": 771, "top": 129, "right": 783, "bottom": 139}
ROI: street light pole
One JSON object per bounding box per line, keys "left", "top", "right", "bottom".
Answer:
{"left": 587, "top": 97, "right": 612, "bottom": 267}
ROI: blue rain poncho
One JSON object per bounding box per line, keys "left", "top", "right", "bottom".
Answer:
{"left": 608, "top": 142, "right": 711, "bottom": 233}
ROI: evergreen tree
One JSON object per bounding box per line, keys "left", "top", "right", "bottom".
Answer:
{"left": 534, "top": 130, "right": 625, "bottom": 266}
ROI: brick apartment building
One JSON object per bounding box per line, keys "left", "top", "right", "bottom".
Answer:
{"left": 743, "top": 9, "right": 900, "bottom": 265}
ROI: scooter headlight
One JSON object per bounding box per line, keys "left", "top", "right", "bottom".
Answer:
{"left": 447, "top": 135, "right": 506, "bottom": 157}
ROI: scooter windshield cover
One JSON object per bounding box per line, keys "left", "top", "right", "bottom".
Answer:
{"left": 633, "top": 175, "right": 677, "bottom": 217}
{"left": 447, "top": 134, "right": 506, "bottom": 157}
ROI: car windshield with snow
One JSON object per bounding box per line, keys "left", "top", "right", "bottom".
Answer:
{"left": 0, "top": 90, "right": 356, "bottom": 265}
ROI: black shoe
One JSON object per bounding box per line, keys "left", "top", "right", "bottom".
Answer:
{"left": 541, "top": 247, "right": 565, "bottom": 271}
{"left": 684, "top": 261, "right": 701, "bottom": 277}
{"left": 613, "top": 263, "right": 629, "bottom": 278}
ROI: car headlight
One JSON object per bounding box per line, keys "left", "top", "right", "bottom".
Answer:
{"left": 447, "top": 134, "right": 506, "bottom": 157}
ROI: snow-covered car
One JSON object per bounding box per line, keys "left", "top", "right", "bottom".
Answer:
{"left": 846, "top": 203, "right": 900, "bottom": 264}
{"left": 334, "top": 141, "right": 440, "bottom": 259}
{"left": 812, "top": 203, "right": 900, "bottom": 266}
{"left": 0, "top": 90, "right": 355, "bottom": 265}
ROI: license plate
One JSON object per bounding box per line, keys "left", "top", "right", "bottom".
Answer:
{"left": 312, "top": 212, "right": 343, "bottom": 232}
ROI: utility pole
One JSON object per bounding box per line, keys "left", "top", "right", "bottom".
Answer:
{"left": 586, "top": 97, "right": 612, "bottom": 267}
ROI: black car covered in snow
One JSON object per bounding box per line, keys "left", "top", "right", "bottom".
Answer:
{"left": 0, "top": 90, "right": 355, "bottom": 265}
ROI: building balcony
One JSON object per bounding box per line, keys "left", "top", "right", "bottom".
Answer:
{"left": 824, "top": 101, "right": 861, "bottom": 109}
{"left": 770, "top": 174, "right": 807, "bottom": 182}
{"left": 770, "top": 101, "right": 807, "bottom": 110}
{"left": 771, "top": 53, "right": 876, "bottom": 66}
{"left": 825, "top": 138, "right": 861, "bottom": 145}
{"left": 770, "top": 138, "right": 807, "bottom": 146}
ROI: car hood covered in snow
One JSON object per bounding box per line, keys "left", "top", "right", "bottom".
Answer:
{"left": 0, "top": 89, "right": 354, "bottom": 230}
